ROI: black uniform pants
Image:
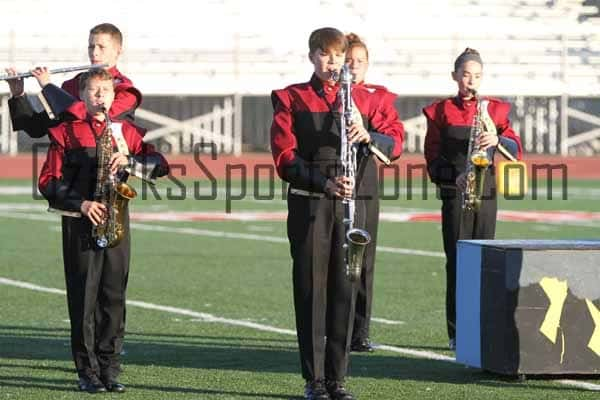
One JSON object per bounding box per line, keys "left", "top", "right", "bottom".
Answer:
{"left": 61, "top": 214, "right": 130, "bottom": 380}
{"left": 440, "top": 168, "right": 497, "bottom": 340}
{"left": 287, "top": 192, "right": 358, "bottom": 382}
{"left": 351, "top": 195, "right": 378, "bottom": 343}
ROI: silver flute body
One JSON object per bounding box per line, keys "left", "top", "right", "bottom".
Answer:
{"left": 0, "top": 63, "right": 107, "bottom": 81}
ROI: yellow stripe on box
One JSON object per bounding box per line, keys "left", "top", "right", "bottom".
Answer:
{"left": 497, "top": 160, "right": 528, "bottom": 198}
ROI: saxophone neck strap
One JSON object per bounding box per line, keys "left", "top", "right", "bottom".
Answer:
{"left": 479, "top": 99, "right": 497, "bottom": 136}
{"left": 479, "top": 98, "right": 517, "bottom": 161}
{"left": 110, "top": 122, "right": 129, "bottom": 156}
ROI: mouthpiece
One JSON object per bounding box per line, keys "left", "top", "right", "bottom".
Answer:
{"left": 339, "top": 64, "right": 352, "bottom": 85}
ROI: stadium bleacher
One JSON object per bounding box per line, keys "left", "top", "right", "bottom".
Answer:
{"left": 0, "top": 0, "right": 598, "bottom": 96}
{"left": 1, "top": 0, "right": 599, "bottom": 155}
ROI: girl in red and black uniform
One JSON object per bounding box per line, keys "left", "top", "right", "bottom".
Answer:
{"left": 423, "top": 48, "right": 522, "bottom": 351}
{"left": 6, "top": 23, "right": 141, "bottom": 138}
{"left": 271, "top": 27, "right": 403, "bottom": 400}
{"left": 345, "top": 32, "right": 403, "bottom": 354}
{"left": 38, "top": 69, "right": 168, "bottom": 393}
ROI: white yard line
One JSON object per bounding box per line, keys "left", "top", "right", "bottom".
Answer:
{"left": 126, "top": 299, "right": 296, "bottom": 336}
{"left": 371, "top": 318, "right": 405, "bottom": 325}
{"left": 0, "top": 277, "right": 295, "bottom": 336}
{"left": 0, "top": 211, "right": 57, "bottom": 222}
{"left": 0, "top": 277, "right": 448, "bottom": 362}
{"left": 556, "top": 380, "right": 600, "bottom": 391}
{"left": 377, "top": 246, "right": 444, "bottom": 258}
{"left": 132, "top": 223, "right": 289, "bottom": 244}
{"left": 375, "top": 344, "right": 454, "bottom": 362}
{"left": 0, "top": 211, "right": 446, "bottom": 258}
{"left": 1, "top": 276, "right": 598, "bottom": 391}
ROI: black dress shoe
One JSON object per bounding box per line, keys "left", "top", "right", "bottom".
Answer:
{"left": 350, "top": 338, "right": 375, "bottom": 353}
{"left": 449, "top": 338, "right": 456, "bottom": 351}
{"left": 77, "top": 376, "right": 107, "bottom": 393}
{"left": 326, "top": 381, "right": 354, "bottom": 400}
{"left": 304, "top": 379, "right": 330, "bottom": 400}
{"left": 104, "top": 380, "right": 126, "bottom": 393}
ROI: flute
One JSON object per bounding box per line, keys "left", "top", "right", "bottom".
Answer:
{"left": 0, "top": 63, "right": 108, "bottom": 81}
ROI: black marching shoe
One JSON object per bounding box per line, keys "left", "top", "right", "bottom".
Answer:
{"left": 448, "top": 338, "right": 456, "bottom": 351}
{"left": 326, "top": 380, "right": 355, "bottom": 400}
{"left": 103, "top": 380, "right": 126, "bottom": 393}
{"left": 350, "top": 338, "right": 375, "bottom": 353}
{"left": 304, "top": 379, "right": 330, "bottom": 400}
{"left": 77, "top": 375, "right": 107, "bottom": 393}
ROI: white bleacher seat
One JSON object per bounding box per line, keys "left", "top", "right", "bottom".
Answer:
{"left": 0, "top": 0, "right": 598, "bottom": 96}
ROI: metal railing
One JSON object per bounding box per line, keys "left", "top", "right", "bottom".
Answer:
{"left": 1, "top": 93, "right": 599, "bottom": 156}
{"left": 138, "top": 96, "right": 241, "bottom": 155}
{"left": 0, "top": 95, "right": 242, "bottom": 156}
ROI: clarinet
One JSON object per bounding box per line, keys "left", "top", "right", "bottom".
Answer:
{"left": 336, "top": 65, "right": 371, "bottom": 282}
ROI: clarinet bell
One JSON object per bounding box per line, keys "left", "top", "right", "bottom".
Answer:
{"left": 345, "top": 228, "right": 371, "bottom": 282}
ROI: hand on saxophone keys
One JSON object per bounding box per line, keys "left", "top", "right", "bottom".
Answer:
{"left": 109, "top": 152, "right": 129, "bottom": 175}
{"left": 325, "top": 176, "right": 355, "bottom": 199}
{"left": 80, "top": 200, "right": 107, "bottom": 226}
{"left": 347, "top": 122, "right": 370, "bottom": 144}
{"left": 475, "top": 131, "right": 499, "bottom": 151}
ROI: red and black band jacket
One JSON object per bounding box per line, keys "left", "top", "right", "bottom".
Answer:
{"left": 38, "top": 101, "right": 168, "bottom": 213}
{"left": 423, "top": 95, "right": 522, "bottom": 186}
{"left": 271, "top": 74, "right": 404, "bottom": 194}
{"left": 9, "top": 66, "right": 142, "bottom": 138}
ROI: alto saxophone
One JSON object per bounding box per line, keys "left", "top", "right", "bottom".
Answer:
{"left": 91, "top": 108, "right": 137, "bottom": 248}
{"left": 336, "top": 65, "right": 371, "bottom": 282}
{"left": 462, "top": 89, "right": 491, "bottom": 212}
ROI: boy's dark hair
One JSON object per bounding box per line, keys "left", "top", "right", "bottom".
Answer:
{"left": 90, "top": 23, "right": 123, "bottom": 46}
{"left": 78, "top": 68, "right": 114, "bottom": 91}
{"left": 308, "top": 27, "right": 347, "bottom": 54}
